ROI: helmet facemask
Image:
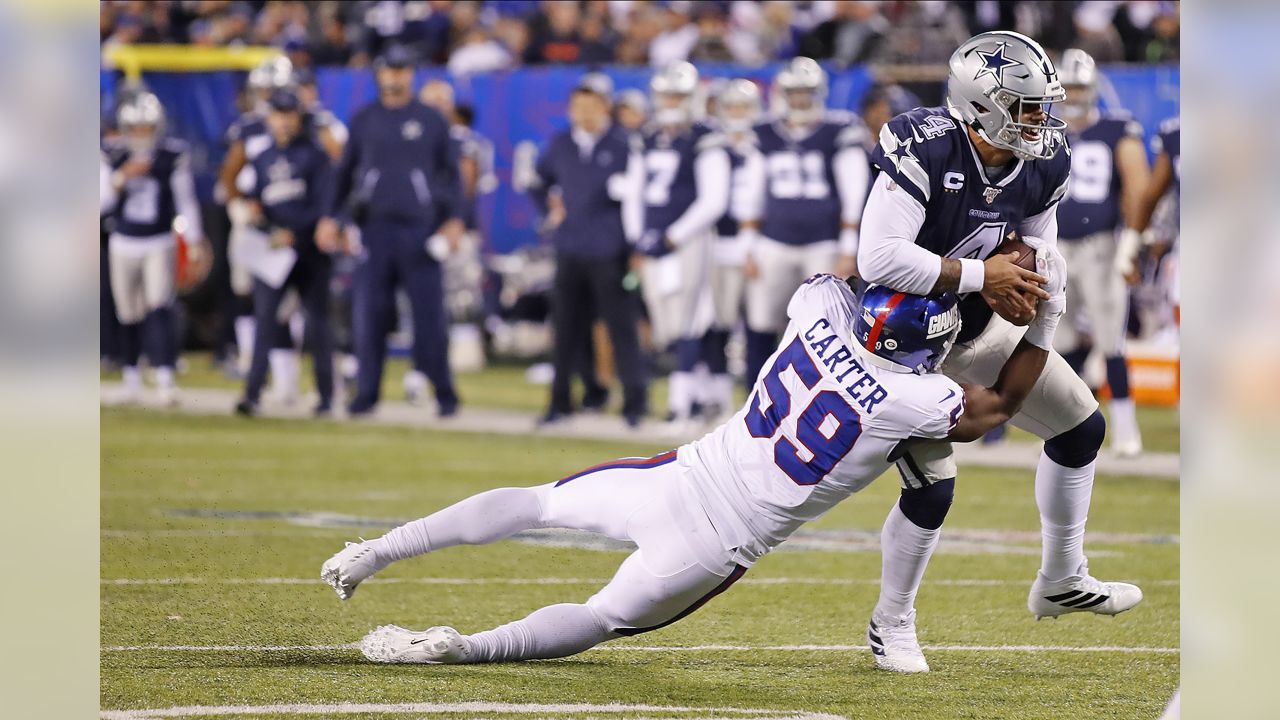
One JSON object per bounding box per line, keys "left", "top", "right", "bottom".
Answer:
{"left": 968, "top": 87, "right": 1067, "bottom": 161}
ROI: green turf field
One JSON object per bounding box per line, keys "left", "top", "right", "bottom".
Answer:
{"left": 101, "top": 407, "right": 1178, "bottom": 719}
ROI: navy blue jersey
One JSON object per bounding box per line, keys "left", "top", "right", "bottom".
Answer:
{"left": 104, "top": 137, "right": 190, "bottom": 239}
{"left": 755, "top": 113, "right": 866, "bottom": 245}
{"left": 452, "top": 125, "right": 496, "bottom": 229}
{"left": 249, "top": 135, "right": 333, "bottom": 242}
{"left": 641, "top": 123, "right": 721, "bottom": 245}
{"left": 1152, "top": 117, "right": 1180, "bottom": 191}
{"left": 225, "top": 111, "right": 274, "bottom": 161}
{"left": 871, "top": 106, "right": 1071, "bottom": 341}
{"left": 1058, "top": 114, "right": 1143, "bottom": 240}
{"left": 716, "top": 140, "right": 751, "bottom": 238}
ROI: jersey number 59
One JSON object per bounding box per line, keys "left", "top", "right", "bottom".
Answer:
{"left": 745, "top": 337, "right": 863, "bottom": 486}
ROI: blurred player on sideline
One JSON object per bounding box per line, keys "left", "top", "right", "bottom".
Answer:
{"left": 1132, "top": 116, "right": 1180, "bottom": 329}
{"left": 321, "top": 266, "right": 1080, "bottom": 665}
{"left": 234, "top": 90, "right": 337, "bottom": 417}
{"left": 101, "top": 92, "right": 203, "bottom": 405}
{"left": 1055, "top": 49, "right": 1151, "bottom": 457}
{"left": 703, "top": 79, "right": 763, "bottom": 419}
{"left": 739, "top": 58, "right": 870, "bottom": 389}
{"left": 856, "top": 32, "right": 1143, "bottom": 673}
{"left": 624, "top": 62, "right": 730, "bottom": 431}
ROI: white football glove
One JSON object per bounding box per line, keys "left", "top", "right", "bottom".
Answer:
{"left": 1114, "top": 228, "right": 1142, "bottom": 279}
{"left": 1019, "top": 235, "right": 1066, "bottom": 350}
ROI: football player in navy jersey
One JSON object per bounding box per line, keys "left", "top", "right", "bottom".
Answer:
{"left": 856, "top": 31, "right": 1142, "bottom": 673}
{"left": 738, "top": 58, "right": 871, "bottom": 390}
{"left": 1055, "top": 49, "right": 1152, "bottom": 457}
{"left": 623, "top": 62, "right": 730, "bottom": 431}
{"left": 101, "top": 92, "right": 204, "bottom": 406}
{"left": 703, "top": 79, "right": 764, "bottom": 419}
{"left": 220, "top": 56, "right": 301, "bottom": 398}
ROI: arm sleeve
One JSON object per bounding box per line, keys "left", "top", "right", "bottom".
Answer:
{"left": 667, "top": 144, "right": 731, "bottom": 245}
{"left": 834, "top": 126, "right": 870, "bottom": 225}
{"left": 908, "top": 380, "right": 967, "bottom": 439}
{"left": 870, "top": 120, "right": 931, "bottom": 206}
{"left": 620, "top": 148, "right": 646, "bottom": 245}
{"left": 856, "top": 172, "right": 942, "bottom": 294}
{"left": 1019, "top": 204, "right": 1059, "bottom": 245}
{"left": 731, "top": 148, "right": 764, "bottom": 223}
{"left": 170, "top": 152, "right": 203, "bottom": 245}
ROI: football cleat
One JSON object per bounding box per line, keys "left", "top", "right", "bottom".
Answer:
{"left": 320, "top": 540, "right": 381, "bottom": 600}
{"left": 1028, "top": 561, "right": 1144, "bottom": 620}
{"left": 867, "top": 610, "right": 929, "bottom": 673}
{"left": 360, "top": 624, "right": 472, "bottom": 664}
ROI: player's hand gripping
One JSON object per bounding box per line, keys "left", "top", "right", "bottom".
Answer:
{"left": 981, "top": 252, "right": 1047, "bottom": 326}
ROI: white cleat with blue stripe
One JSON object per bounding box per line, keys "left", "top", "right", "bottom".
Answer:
{"left": 1028, "top": 561, "right": 1144, "bottom": 620}
{"left": 867, "top": 610, "right": 930, "bottom": 673}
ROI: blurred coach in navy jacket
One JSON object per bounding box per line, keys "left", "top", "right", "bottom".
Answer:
{"left": 319, "top": 44, "right": 464, "bottom": 417}
{"left": 528, "top": 73, "right": 648, "bottom": 427}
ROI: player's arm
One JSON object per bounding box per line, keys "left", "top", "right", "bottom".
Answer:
{"left": 834, "top": 127, "right": 870, "bottom": 272}
{"left": 947, "top": 339, "right": 1047, "bottom": 442}
{"left": 99, "top": 152, "right": 118, "bottom": 214}
{"left": 1132, "top": 149, "right": 1173, "bottom": 233}
{"left": 170, "top": 150, "right": 204, "bottom": 249}
{"left": 736, "top": 146, "right": 766, "bottom": 276}
{"left": 525, "top": 141, "right": 555, "bottom": 215}
{"left": 666, "top": 140, "right": 731, "bottom": 246}
{"left": 218, "top": 139, "right": 247, "bottom": 202}
{"left": 316, "top": 122, "right": 346, "bottom": 164}
{"left": 619, "top": 143, "right": 646, "bottom": 246}
{"left": 1113, "top": 133, "right": 1152, "bottom": 282}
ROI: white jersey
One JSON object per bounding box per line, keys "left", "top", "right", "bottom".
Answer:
{"left": 678, "top": 274, "right": 965, "bottom": 563}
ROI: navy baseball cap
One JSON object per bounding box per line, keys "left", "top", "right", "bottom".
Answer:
{"left": 267, "top": 89, "right": 301, "bottom": 112}
{"left": 376, "top": 44, "right": 415, "bottom": 69}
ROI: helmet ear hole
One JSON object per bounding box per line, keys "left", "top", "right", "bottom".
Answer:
{"left": 971, "top": 101, "right": 989, "bottom": 114}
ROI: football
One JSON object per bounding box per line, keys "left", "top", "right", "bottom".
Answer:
{"left": 992, "top": 230, "right": 1038, "bottom": 273}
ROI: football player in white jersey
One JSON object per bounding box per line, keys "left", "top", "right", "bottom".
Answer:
{"left": 318, "top": 261, "right": 1101, "bottom": 666}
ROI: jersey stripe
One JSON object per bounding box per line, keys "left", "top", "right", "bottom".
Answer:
{"left": 554, "top": 450, "right": 678, "bottom": 487}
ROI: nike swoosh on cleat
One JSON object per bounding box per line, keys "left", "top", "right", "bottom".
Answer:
{"left": 409, "top": 637, "right": 430, "bottom": 645}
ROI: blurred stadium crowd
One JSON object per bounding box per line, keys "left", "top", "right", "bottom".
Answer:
{"left": 100, "top": 0, "right": 1180, "bottom": 72}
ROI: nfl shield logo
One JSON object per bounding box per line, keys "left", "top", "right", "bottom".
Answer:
{"left": 983, "top": 186, "right": 1002, "bottom": 204}
{"left": 402, "top": 120, "right": 423, "bottom": 140}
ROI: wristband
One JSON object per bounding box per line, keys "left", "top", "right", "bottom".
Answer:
{"left": 838, "top": 227, "right": 859, "bottom": 256}
{"left": 958, "top": 258, "right": 985, "bottom": 294}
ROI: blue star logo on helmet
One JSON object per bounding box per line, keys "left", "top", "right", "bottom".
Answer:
{"left": 974, "top": 43, "right": 1021, "bottom": 83}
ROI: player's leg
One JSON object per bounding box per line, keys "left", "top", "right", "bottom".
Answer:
{"left": 1056, "top": 239, "right": 1093, "bottom": 374}
{"left": 744, "top": 238, "right": 797, "bottom": 387}
{"left": 946, "top": 316, "right": 1143, "bottom": 618}
{"left": 141, "top": 240, "right": 180, "bottom": 403}
{"left": 348, "top": 225, "right": 396, "bottom": 414}
{"left": 359, "top": 462, "right": 743, "bottom": 663}
{"left": 400, "top": 234, "right": 458, "bottom": 415}
{"left": 226, "top": 220, "right": 262, "bottom": 377}
{"left": 237, "top": 277, "right": 287, "bottom": 413}
{"left": 321, "top": 449, "right": 681, "bottom": 599}
{"left": 108, "top": 242, "right": 147, "bottom": 401}
{"left": 299, "top": 254, "right": 335, "bottom": 414}
{"left": 868, "top": 444, "right": 955, "bottom": 673}
{"left": 589, "top": 253, "right": 648, "bottom": 423}
{"left": 666, "top": 236, "right": 713, "bottom": 425}
{"left": 705, "top": 243, "right": 745, "bottom": 418}
{"left": 1087, "top": 232, "right": 1142, "bottom": 456}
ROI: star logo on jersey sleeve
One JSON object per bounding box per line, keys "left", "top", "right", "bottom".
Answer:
{"left": 974, "top": 44, "right": 1021, "bottom": 83}
{"left": 886, "top": 133, "right": 916, "bottom": 170}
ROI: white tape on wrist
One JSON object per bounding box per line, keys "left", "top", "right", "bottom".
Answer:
{"left": 958, "top": 258, "right": 985, "bottom": 294}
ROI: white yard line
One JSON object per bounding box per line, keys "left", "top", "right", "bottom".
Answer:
{"left": 101, "top": 642, "right": 1178, "bottom": 654}
{"left": 100, "top": 701, "right": 846, "bottom": 720}
{"left": 100, "top": 576, "right": 1181, "bottom": 587}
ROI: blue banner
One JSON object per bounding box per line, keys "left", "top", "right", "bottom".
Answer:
{"left": 102, "top": 63, "right": 1179, "bottom": 253}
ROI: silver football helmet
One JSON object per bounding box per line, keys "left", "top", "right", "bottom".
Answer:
{"left": 650, "top": 61, "right": 699, "bottom": 127}
{"left": 117, "top": 91, "right": 165, "bottom": 155}
{"left": 718, "top": 79, "right": 761, "bottom": 134}
{"left": 1057, "top": 48, "right": 1099, "bottom": 128}
{"left": 946, "top": 31, "right": 1067, "bottom": 161}
{"left": 248, "top": 55, "right": 295, "bottom": 110}
{"left": 774, "top": 57, "right": 827, "bottom": 125}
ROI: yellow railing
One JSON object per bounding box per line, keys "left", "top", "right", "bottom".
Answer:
{"left": 102, "top": 44, "right": 284, "bottom": 82}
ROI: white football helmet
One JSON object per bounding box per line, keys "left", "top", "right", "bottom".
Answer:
{"left": 774, "top": 57, "right": 827, "bottom": 125}
{"left": 248, "top": 56, "right": 295, "bottom": 111}
{"left": 946, "top": 31, "right": 1067, "bottom": 160}
{"left": 1057, "top": 48, "right": 1099, "bottom": 129}
{"left": 718, "top": 79, "right": 761, "bottom": 134}
{"left": 117, "top": 91, "right": 165, "bottom": 155}
{"left": 650, "top": 61, "right": 699, "bottom": 127}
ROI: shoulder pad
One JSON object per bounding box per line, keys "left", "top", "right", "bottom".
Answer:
{"left": 786, "top": 273, "right": 859, "bottom": 328}
{"left": 695, "top": 129, "right": 727, "bottom": 153}
{"left": 836, "top": 121, "right": 869, "bottom": 149}
{"left": 824, "top": 109, "right": 857, "bottom": 126}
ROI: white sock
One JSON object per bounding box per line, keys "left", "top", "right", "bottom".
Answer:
{"left": 154, "top": 366, "right": 175, "bottom": 390}
{"left": 367, "top": 487, "right": 545, "bottom": 569}
{"left": 874, "top": 502, "right": 940, "bottom": 623}
{"left": 234, "top": 316, "right": 255, "bottom": 373}
{"left": 122, "top": 366, "right": 143, "bottom": 391}
{"left": 1034, "top": 453, "right": 1095, "bottom": 582}
{"left": 268, "top": 350, "right": 300, "bottom": 401}
{"left": 1109, "top": 397, "right": 1141, "bottom": 447}
{"left": 668, "top": 371, "right": 692, "bottom": 419}
{"left": 464, "top": 603, "right": 616, "bottom": 663}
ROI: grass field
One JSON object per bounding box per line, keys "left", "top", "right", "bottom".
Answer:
{"left": 101, "top": 407, "right": 1178, "bottom": 720}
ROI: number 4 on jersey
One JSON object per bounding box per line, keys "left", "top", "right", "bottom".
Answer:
{"left": 746, "top": 337, "right": 862, "bottom": 486}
